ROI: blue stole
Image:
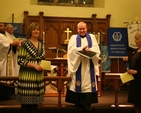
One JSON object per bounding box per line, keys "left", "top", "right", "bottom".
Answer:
{"left": 76, "top": 33, "right": 96, "bottom": 93}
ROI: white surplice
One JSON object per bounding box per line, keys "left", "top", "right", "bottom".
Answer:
{"left": 5, "top": 32, "right": 20, "bottom": 77}
{"left": 0, "top": 33, "right": 11, "bottom": 76}
{"left": 67, "top": 34, "right": 101, "bottom": 93}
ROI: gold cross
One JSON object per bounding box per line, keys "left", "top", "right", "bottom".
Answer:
{"left": 64, "top": 28, "right": 72, "bottom": 40}
{"left": 134, "top": 16, "right": 139, "bottom": 22}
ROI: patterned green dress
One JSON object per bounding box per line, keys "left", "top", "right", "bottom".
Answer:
{"left": 17, "top": 40, "right": 45, "bottom": 104}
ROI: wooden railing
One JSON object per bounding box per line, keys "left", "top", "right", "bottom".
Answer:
{"left": 0, "top": 76, "right": 71, "bottom": 106}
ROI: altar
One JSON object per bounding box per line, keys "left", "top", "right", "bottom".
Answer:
{"left": 45, "top": 58, "right": 67, "bottom": 76}
{"left": 44, "top": 58, "right": 68, "bottom": 97}
{"left": 45, "top": 58, "right": 102, "bottom": 97}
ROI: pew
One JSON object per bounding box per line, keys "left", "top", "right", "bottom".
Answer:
{"left": 0, "top": 76, "right": 71, "bottom": 106}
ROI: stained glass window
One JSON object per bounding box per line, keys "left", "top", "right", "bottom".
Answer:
{"left": 38, "top": 0, "right": 54, "bottom": 3}
{"left": 58, "top": 0, "right": 74, "bottom": 3}
{"left": 78, "top": 0, "right": 93, "bottom": 5}
{"left": 38, "top": 0, "right": 94, "bottom": 7}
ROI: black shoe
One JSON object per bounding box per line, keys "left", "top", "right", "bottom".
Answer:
{"left": 84, "top": 106, "right": 93, "bottom": 112}
{"left": 75, "top": 104, "right": 84, "bottom": 109}
{"left": 0, "top": 96, "right": 5, "bottom": 101}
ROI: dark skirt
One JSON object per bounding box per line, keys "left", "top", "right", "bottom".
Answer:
{"left": 65, "top": 88, "right": 98, "bottom": 105}
{"left": 128, "top": 80, "right": 141, "bottom": 105}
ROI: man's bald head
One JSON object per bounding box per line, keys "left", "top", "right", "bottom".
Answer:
{"left": 77, "top": 22, "right": 87, "bottom": 37}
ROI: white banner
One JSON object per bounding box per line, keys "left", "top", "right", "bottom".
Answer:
{"left": 127, "top": 23, "right": 141, "bottom": 49}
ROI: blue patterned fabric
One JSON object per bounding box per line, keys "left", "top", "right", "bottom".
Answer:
{"left": 101, "top": 45, "right": 111, "bottom": 72}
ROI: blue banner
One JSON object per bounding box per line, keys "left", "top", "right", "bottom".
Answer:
{"left": 12, "top": 23, "right": 22, "bottom": 34}
{"left": 108, "top": 28, "right": 128, "bottom": 58}
{"left": 101, "top": 45, "right": 111, "bottom": 72}
{"left": 5, "top": 23, "right": 27, "bottom": 38}
{"left": 5, "top": 23, "right": 22, "bottom": 34}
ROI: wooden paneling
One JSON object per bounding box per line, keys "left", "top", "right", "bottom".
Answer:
{"left": 22, "top": 11, "right": 123, "bottom": 94}
{"left": 92, "top": 14, "right": 111, "bottom": 45}
{"left": 23, "top": 11, "right": 111, "bottom": 58}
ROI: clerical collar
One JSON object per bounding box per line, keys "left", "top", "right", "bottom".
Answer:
{"left": 80, "top": 35, "right": 86, "bottom": 38}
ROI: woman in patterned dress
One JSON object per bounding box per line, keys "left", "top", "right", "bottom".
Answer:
{"left": 17, "top": 22, "right": 45, "bottom": 113}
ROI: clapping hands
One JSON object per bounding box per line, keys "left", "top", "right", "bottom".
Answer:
{"left": 82, "top": 45, "right": 90, "bottom": 51}
{"left": 11, "top": 40, "right": 23, "bottom": 47}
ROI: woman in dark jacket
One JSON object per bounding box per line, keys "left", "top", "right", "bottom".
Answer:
{"left": 123, "top": 31, "right": 141, "bottom": 113}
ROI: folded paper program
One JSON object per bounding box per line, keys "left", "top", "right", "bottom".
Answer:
{"left": 40, "top": 60, "right": 57, "bottom": 71}
{"left": 40, "top": 60, "right": 51, "bottom": 70}
{"left": 120, "top": 72, "right": 134, "bottom": 83}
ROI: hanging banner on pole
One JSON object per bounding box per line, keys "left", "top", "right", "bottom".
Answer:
{"left": 108, "top": 28, "right": 128, "bottom": 58}
{"left": 101, "top": 45, "right": 111, "bottom": 72}
{"left": 127, "top": 23, "right": 141, "bottom": 49}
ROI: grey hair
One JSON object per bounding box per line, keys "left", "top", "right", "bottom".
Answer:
{"left": 77, "top": 22, "right": 87, "bottom": 28}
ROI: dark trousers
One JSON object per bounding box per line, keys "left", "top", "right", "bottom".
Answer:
{"left": 21, "top": 104, "right": 38, "bottom": 113}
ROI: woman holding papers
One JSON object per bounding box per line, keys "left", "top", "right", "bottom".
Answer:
{"left": 123, "top": 31, "right": 141, "bottom": 113}
{"left": 65, "top": 22, "right": 100, "bottom": 111}
{"left": 17, "top": 22, "right": 45, "bottom": 113}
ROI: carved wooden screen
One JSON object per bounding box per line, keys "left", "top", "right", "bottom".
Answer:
{"left": 23, "top": 11, "right": 111, "bottom": 58}
{"left": 43, "top": 17, "right": 94, "bottom": 58}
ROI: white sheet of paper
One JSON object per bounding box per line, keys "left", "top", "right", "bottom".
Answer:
{"left": 51, "top": 65, "right": 57, "bottom": 70}
{"left": 120, "top": 72, "right": 134, "bottom": 83}
{"left": 40, "top": 60, "right": 51, "bottom": 70}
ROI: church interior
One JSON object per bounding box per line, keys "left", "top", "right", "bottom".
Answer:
{"left": 0, "top": 0, "right": 141, "bottom": 113}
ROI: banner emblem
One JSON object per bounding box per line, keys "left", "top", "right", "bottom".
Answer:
{"left": 112, "top": 32, "right": 122, "bottom": 42}
{"left": 127, "top": 23, "right": 141, "bottom": 49}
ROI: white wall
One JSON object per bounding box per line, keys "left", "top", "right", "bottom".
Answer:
{"left": 0, "top": 0, "right": 140, "bottom": 27}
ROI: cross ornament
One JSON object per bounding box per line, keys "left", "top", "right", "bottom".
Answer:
{"left": 134, "top": 16, "right": 139, "bottom": 22}
{"left": 64, "top": 28, "right": 72, "bottom": 41}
